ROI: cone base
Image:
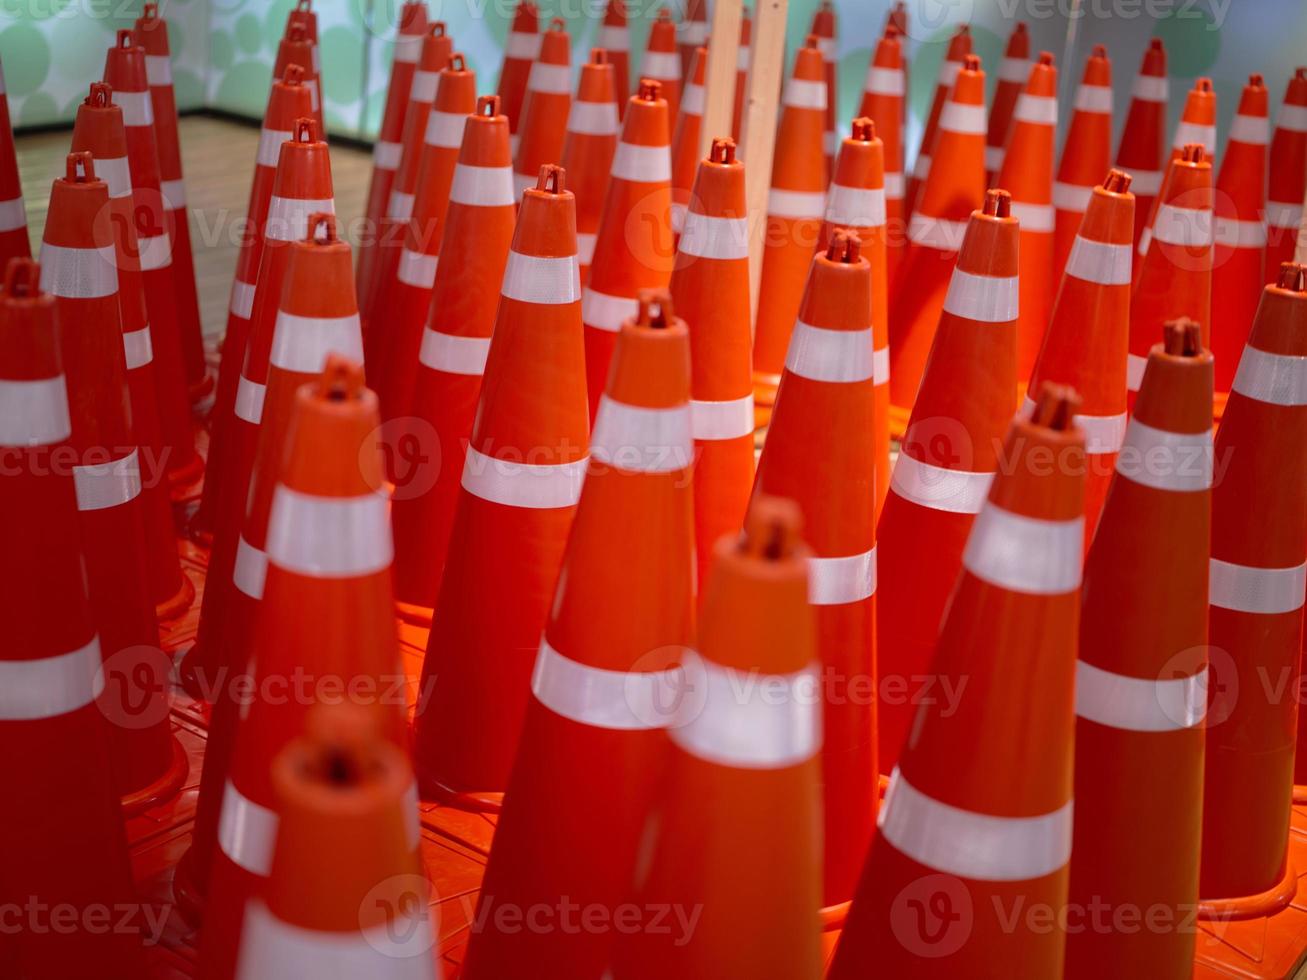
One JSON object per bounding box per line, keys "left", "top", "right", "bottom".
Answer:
{"left": 395, "top": 599, "right": 434, "bottom": 628}
{"left": 1198, "top": 857, "right": 1298, "bottom": 922}
{"left": 120, "top": 735, "right": 189, "bottom": 817}
{"left": 188, "top": 369, "right": 216, "bottom": 405}
{"left": 155, "top": 568, "right": 196, "bottom": 622}
{"left": 176, "top": 640, "right": 212, "bottom": 702}
{"left": 415, "top": 768, "right": 504, "bottom": 815}
{"left": 171, "top": 843, "right": 206, "bottom": 924}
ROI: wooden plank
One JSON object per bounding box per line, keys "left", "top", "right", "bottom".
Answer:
{"left": 698, "top": 0, "right": 744, "bottom": 159}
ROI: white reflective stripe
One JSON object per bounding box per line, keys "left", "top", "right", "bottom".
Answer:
{"left": 1266, "top": 201, "right": 1303, "bottom": 230}
{"left": 449, "top": 163, "right": 516, "bottom": 207}
{"left": 1009, "top": 201, "right": 1055, "bottom": 233}
{"left": 531, "top": 638, "right": 678, "bottom": 731}
{"left": 1066, "top": 235, "right": 1132, "bottom": 286}
{"left": 913, "top": 154, "right": 931, "bottom": 180}
{"left": 270, "top": 312, "right": 363, "bottom": 373}
{"left": 890, "top": 453, "right": 992, "bottom": 514}
{"left": 873, "top": 345, "right": 890, "bottom": 386}
{"left": 145, "top": 54, "right": 172, "bottom": 87}
{"left": 372, "top": 139, "right": 402, "bottom": 170}
{"left": 257, "top": 128, "right": 292, "bottom": 168}
{"left": 424, "top": 109, "right": 467, "bottom": 148}
{"left": 596, "top": 25, "right": 630, "bottom": 50}
{"left": 1152, "top": 204, "right": 1212, "bottom": 247}
{"left": 666, "top": 200, "right": 682, "bottom": 235}
{"left": 939, "top": 101, "right": 986, "bottom": 136}
{"left": 1052, "top": 181, "right": 1092, "bottom": 213}
{"left": 1074, "top": 84, "right": 1112, "bottom": 114}
{"left": 1014, "top": 94, "right": 1058, "bottom": 126}
{"left": 512, "top": 170, "right": 535, "bottom": 198}
{"left": 691, "top": 394, "right": 754, "bottom": 441}
{"left": 611, "top": 142, "right": 672, "bottom": 183}
{"left": 678, "top": 213, "right": 749, "bottom": 259}
{"left": 1126, "top": 352, "right": 1147, "bottom": 392}
{"left": 0, "top": 376, "right": 71, "bottom": 446}
{"left": 409, "top": 68, "right": 438, "bottom": 102}
{"left": 681, "top": 82, "right": 705, "bottom": 116}
{"left": 94, "top": 157, "right": 132, "bottom": 200}
{"left": 73, "top": 450, "right": 142, "bottom": 511}
{"left": 38, "top": 243, "right": 118, "bottom": 299}
{"left": 218, "top": 780, "right": 277, "bottom": 877}
{"left": 943, "top": 269, "right": 1019, "bottom": 322}
{"left": 865, "top": 66, "right": 905, "bottom": 96}
{"left": 825, "top": 185, "right": 886, "bottom": 228}
{"left": 679, "top": 19, "right": 708, "bottom": 45}
{"left": 0, "top": 196, "right": 22, "bottom": 232}
{"left": 1276, "top": 103, "right": 1307, "bottom": 133}
{"left": 389, "top": 190, "right": 415, "bottom": 221}
{"left": 122, "top": 326, "right": 153, "bottom": 370}
{"left": 567, "top": 99, "right": 619, "bottom": 136}
{"left": 641, "top": 51, "right": 681, "bottom": 80}
{"left": 229, "top": 279, "right": 256, "bottom": 320}
{"left": 505, "top": 31, "right": 542, "bottom": 60}
{"left": 267, "top": 487, "right": 393, "bottom": 578}
{"left": 963, "top": 503, "right": 1084, "bottom": 593}
{"left": 783, "top": 78, "right": 827, "bottom": 111}
{"left": 767, "top": 188, "right": 826, "bottom": 219}
{"left": 999, "top": 56, "right": 1028, "bottom": 83}
{"left": 590, "top": 396, "right": 692, "bottom": 473}
{"left": 461, "top": 446, "right": 588, "bottom": 509}
{"left": 502, "top": 251, "right": 581, "bottom": 304}
{"left": 808, "top": 548, "right": 876, "bottom": 605}
{"left": 138, "top": 233, "right": 172, "bottom": 271}
{"left": 1137, "top": 227, "right": 1152, "bottom": 257}
{"left": 1076, "top": 660, "right": 1206, "bottom": 732}
{"left": 907, "top": 212, "right": 967, "bottom": 251}
{"left": 394, "top": 35, "right": 422, "bottom": 64}
{"left": 670, "top": 650, "right": 820, "bottom": 768}
{"left": 232, "top": 536, "right": 267, "bottom": 600}
{"left": 265, "top": 196, "right": 335, "bottom": 242}
{"left": 161, "top": 179, "right": 186, "bottom": 211}
{"left": 397, "top": 248, "right": 438, "bottom": 288}
{"left": 936, "top": 61, "right": 961, "bottom": 88}
{"left": 737, "top": 47, "right": 750, "bottom": 72}
{"left": 234, "top": 375, "right": 266, "bottom": 423}
{"left": 582, "top": 287, "right": 637, "bottom": 332}
{"left": 1132, "top": 74, "right": 1168, "bottom": 103}
{"left": 527, "top": 62, "right": 571, "bottom": 95}
{"left": 577, "top": 232, "right": 596, "bottom": 264}
{"left": 1128, "top": 168, "right": 1163, "bottom": 196}
{"left": 114, "top": 90, "right": 153, "bottom": 127}
{"left": 784, "top": 322, "right": 874, "bottom": 383}
{"left": 0, "top": 637, "right": 103, "bottom": 720}
{"left": 1214, "top": 216, "right": 1267, "bottom": 248}
{"left": 1210, "top": 558, "right": 1307, "bottom": 615}
{"left": 418, "top": 329, "right": 491, "bottom": 376}
{"left": 238, "top": 901, "right": 435, "bottom": 976}
{"left": 1117, "top": 417, "right": 1212, "bottom": 492}
{"left": 1172, "top": 121, "right": 1216, "bottom": 152}
{"left": 1230, "top": 113, "right": 1270, "bottom": 146}
{"left": 883, "top": 171, "right": 905, "bottom": 199}
{"left": 1231, "top": 345, "right": 1307, "bottom": 406}
{"left": 984, "top": 145, "right": 1004, "bottom": 173}
{"left": 307, "top": 77, "right": 320, "bottom": 113}
{"left": 880, "top": 769, "right": 1073, "bottom": 881}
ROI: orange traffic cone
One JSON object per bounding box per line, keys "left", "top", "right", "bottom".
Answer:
{"left": 561, "top": 49, "right": 619, "bottom": 282}
{"left": 582, "top": 80, "right": 673, "bottom": 419}
{"left": 752, "top": 37, "right": 829, "bottom": 410}
{"left": 984, "top": 21, "right": 1030, "bottom": 182}
{"left": 197, "top": 357, "right": 407, "bottom": 980}
{"left": 0, "top": 58, "right": 29, "bottom": 270}
{"left": 500, "top": 0, "right": 540, "bottom": 154}
{"left": 38, "top": 152, "right": 185, "bottom": 811}
{"left": 234, "top": 706, "right": 434, "bottom": 978}
{"left": 1169, "top": 76, "right": 1217, "bottom": 162}
{"left": 1027, "top": 170, "right": 1134, "bottom": 540}
{"left": 0, "top": 258, "right": 148, "bottom": 980}
{"left": 612, "top": 495, "right": 823, "bottom": 979}
{"left": 877, "top": 190, "right": 1018, "bottom": 775}
{"left": 1114, "top": 38, "right": 1167, "bottom": 247}
{"left": 677, "top": 0, "right": 707, "bottom": 82}
{"left": 670, "top": 45, "right": 706, "bottom": 237}
{"left": 1212, "top": 74, "right": 1269, "bottom": 399}
{"left": 823, "top": 119, "right": 890, "bottom": 518}
{"left": 753, "top": 232, "right": 878, "bottom": 906}
{"left": 888, "top": 2, "right": 908, "bottom": 133}
{"left": 412, "top": 165, "right": 589, "bottom": 796}
{"left": 998, "top": 51, "right": 1058, "bottom": 380}
{"left": 1065, "top": 318, "right": 1212, "bottom": 980}
{"left": 731, "top": 9, "right": 750, "bottom": 142}
{"left": 905, "top": 24, "right": 970, "bottom": 217}
{"left": 830, "top": 383, "right": 1085, "bottom": 978}
{"left": 887, "top": 53, "right": 987, "bottom": 413}
{"left": 389, "top": 99, "right": 518, "bottom": 624}
{"left": 463, "top": 290, "right": 693, "bottom": 979}
{"left": 1128, "top": 145, "right": 1212, "bottom": 401}
{"left": 810, "top": 0, "right": 838, "bottom": 169}
{"left": 598, "top": 0, "right": 630, "bottom": 113}
{"left": 283, "top": 0, "right": 324, "bottom": 135}
{"left": 1052, "top": 45, "right": 1112, "bottom": 279}
{"left": 271, "top": 20, "right": 315, "bottom": 119}
{"left": 641, "top": 9, "right": 681, "bottom": 122}
{"left": 1199, "top": 263, "right": 1307, "bottom": 913}
{"left": 857, "top": 25, "right": 906, "bottom": 286}
{"left": 1266, "top": 69, "right": 1307, "bottom": 280}
{"left": 512, "top": 18, "right": 572, "bottom": 199}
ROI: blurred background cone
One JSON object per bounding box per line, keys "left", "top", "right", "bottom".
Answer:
{"left": 642, "top": 9, "right": 682, "bottom": 123}
{"left": 561, "top": 49, "right": 619, "bottom": 283}
{"left": 1265, "top": 69, "right": 1307, "bottom": 279}
{"left": 984, "top": 21, "right": 1030, "bottom": 183}
{"left": 512, "top": 18, "right": 572, "bottom": 198}
{"left": 809, "top": 0, "right": 838, "bottom": 171}
{"left": 669, "top": 45, "right": 706, "bottom": 238}
{"left": 857, "top": 26, "right": 905, "bottom": 286}
{"left": 1114, "top": 38, "right": 1167, "bottom": 248}
{"left": 498, "top": 0, "right": 539, "bottom": 155}
{"left": 904, "top": 24, "right": 970, "bottom": 217}
{"left": 598, "top": 0, "right": 630, "bottom": 114}
{"left": 1169, "top": 76, "right": 1217, "bottom": 162}
{"left": 676, "top": 0, "right": 707, "bottom": 82}
{"left": 0, "top": 57, "right": 30, "bottom": 272}
{"left": 283, "top": 0, "right": 323, "bottom": 135}
{"left": 1052, "top": 45, "right": 1112, "bottom": 280}
{"left": 731, "top": 10, "right": 751, "bottom": 142}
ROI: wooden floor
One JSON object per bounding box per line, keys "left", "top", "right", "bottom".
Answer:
{"left": 14, "top": 114, "right": 373, "bottom": 345}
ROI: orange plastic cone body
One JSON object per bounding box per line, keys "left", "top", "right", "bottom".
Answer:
{"left": 677, "top": 0, "right": 707, "bottom": 82}
{"left": 753, "top": 233, "right": 879, "bottom": 905}
{"left": 984, "top": 21, "right": 1030, "bottom": 182}
{"left": 599, "top": 1, "right": 630, "bottom": 115}
{"left": 1211, "top": 75, "right": 1269, "bottom": 394}
{"left": 669, "top": 46, "right": 705, "bottom": 239}
{"left": 810, "top": 1, "right": 838, "bottom": 170}
{"left": 512, "top": 18, "right": 572, "bottom": 200}
{"left": 0, "top": 259, "right": 148, "bottom": 980}
{"left": 104, "top": 30, "right": 202, "bottom": 490}
{"left": 857, "top": 28, "right": 905, "bottom": 287}
{"left": 198, "top": 360, "right": 407, "bottom": 980}
{"left": 831, "top": 385, "right": 1085, "bottom": 978}
{"left": 1114, "top": 38, "right": 1167, "bottom": 247}
{"left": 412, "top": 166, "right": 589, "bottom": 794}
{"left": 1200, "top": 266, "right": 1307, "bottom": 908}
{"left": 904, "top": 24, "right": 970, "bottom": 217}
{"left": 389, "top": 99, "right": 515, "bottom": 621}
{"left": 642, "top": 9, "right": 681, "bottom": 122}
{"left": 877, "top": 191, "right": 1018, "bottom": 774}
{"left": 561, "top": 50, "right": 619, "bottom": 283}
{"left": 1052, "top": 46, "right": 1112, "bottom": 279}
{"left": 751, "top": 39, "right": 830, "bottom": 406}
{"left": 1065, "top": 319, "right": 1212, "bottom": 980}
{"left": 0, "top": 57, "right": 30, "bottom": 270}
{"left": 612, "top": 497, "right": 823, "bottom": 980}
{"left": 1028, "top": 171, "right": 1134, "bottom": 540}
{"left": 1169, "top": 76, "right": 1217, "bottom": 162}
{"left": 463, "top": 293, "right": 693, "bottom": 979}
{"left": 887, "top": 55, "right": 987, "bottom": 412}
{"left": 999, "top": 52, "right": 1058, "bottom": 380}
{"left": 731, "top": 11, "right": 751, "bottom": 142}
{"left": 38, "top": 153, "right": 184, "bottom": 810}
{"left": 499, "top": 0, "right": 540, "bottom": 146}
{"left": 1266, "top": 70, "right": 1307, "bottom": 281}
{"left": 582, "top": 82, "right": 673, "bottom": 420}
{"left": 283, "top": 0, "right": 324, "bottom": 135}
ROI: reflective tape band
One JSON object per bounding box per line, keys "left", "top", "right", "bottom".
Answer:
{"left": 145, "top": 54, "right": 172, "bottom": 86}
{"left": 999, "top": 56, "right": 1028, "bottom": 83}
{"left": 669, "top": 650, "right": 821, "bottom": 769}
{"left": 880, "top": 769, "right": 1073, "bottom": 881}
{"left": 596, "top": 25, "right": 629, "bottom": 50}
{"left": 265, "top": 196, "right": 335, "bottom": 242}
{"left": 913, "top": 154, "right": 931, "bottom": 180}
{"left": 1066, "top": 235, "right": 1132, "bottom": 286}
{"left": 737, "top": 47, "right": 750, "bottom": 71}
{"left": 936, "top": 61, "right": 961, "bottom": 88}
{"left": 424, "top": 109, "right": 467, "bottom": 149}
{"left": 114, "top": 90, "right": 153, "bottom": 127}
{"left": 808, "top": 547, "right": 876, "bottom": 605}
{"left": 0, "top": 637, "right": 103, "bottom": 720}
{"left": 641, "top": 51, "right": 680, "bottom": 80}
{"left": 1008, "top": 201, "right": 1055, "bottom": 233}
{"left": 461, "top": 446, "right": 588, "bottom": 509}
{"left": 1214, "top": 216, "right": 1267, "bottom": 249}
{"left": 138, "top": 233, "right": 172, "bottom": 271}
{"left": 257, "top": 128, "right": 292, "bottom": 168}
{"left": 907, "top": 212, "right": 967, "bottom": 252}
{"left": 267, "top": 487, "right": 393, "bottom": 578}
{"left": 238, "top": 902, "right": 436, "bottom": 975}
{"left": 1076, "top": 660, "right": 1207, "bottom": 732}
{"left": 783, "top": 78, "right": 827, "bottom": 111}
{"left": 577, "top": 232, "right": 596, "bottom": 265}
{"left": 1116, "top": 417, "right": 1212, "bottom": 491}
{"left": 1126, "top": 352, "right": 1147, "bottom": 393}
{"left": 122, "top": 326, "right": 154, "bottom": 370}
{"left": 232, "top": 535, "right": 267, "bottom": 600}
{"left": 984, "top": 145, "right": 1004, "bottom": 174}
{"left": 307, "top": 77, "right": 320, "bottom": 113}
{"left": 691, "top": 394, "right": 754, "bottom": 441}
{"left": 230, "top": 279, "right": 256, "bottom": 319}
{"left": 963, "top": 503, "right": 1084, "bottom": 594}
{"left": 0, "top": 196, "right": 24, "bottom": 232}
{"left": 1276, "top": 103, "right": 1307, "bottom": 133}
{"left": 567, "top": 99, "right": 619, "bottom": 136}
{"left": 161, "top": 179, "right": 187, "bottom": 211}
{"left": 393, "top": 35, "right": 422, "bottom": 64}
{"left": 1210, "top": 558, "right": 1307, "bottom": 615}
{"left": 883, "top": 171, "right": 905, "bottom": 199}
{"left": 611, "top": 141, "right": 672, "bottom": 183}
{"left": 890, "top": 452, "right": 993, "bottom": 515}
{"left": 389, "top": 190, "right": 415, "bottom": 221}
{"left": 372, "top": 139, "right": 402, "bottom": 170}
{"left": 397, "top": 247, "right": 438, "bottom": 288}
{"left": 505, "top": 31, "right": 542, "bottom": 60}
{"left": 94, "top": 157, "right": 132, "bottom": 200}
{"left": 218, "top": 780, "right": 277, "bottom": 877}
{"left": 38, "top": 243, "right": 118, "bottom": 299}
{"left": 1132, "top": 74, "right": 1168, "bottom": 103}
{"left": 234, "top": 375, "right": 266, "bottom": 424}
{"left": 501, "top": 251, "right": 581, "bottom": 305}
{"left": 73, "top": 449, "right": 142, "bottom": 512}
{"left": 410, "top": 69, "right": 438, "bottom": 102}
{"left": 865, "top": 66, "right": 905, "bottom": 97}
{"left": 449, "top": 163, "right": 516, "bottom": 207}
{"left": 0, "top": 375, "right": 71, "bottom": 446}
{"left": 939, "top": 101, "right": 986, "bottom": 136}
{"left": 1266, "top": 201, "right": 1303, "bottom": 230}
{"left": 418, "top": 329, "right": 491, "bottom": 376}
{"left": 1231, "top": 345, "right": 1307, "bottom": 406}
{"left": 681, "top": 82, "right": 705, "bottom": 117}
{"left": 1128, "top": 168, "right": 1163, "bottom": 196}
{"left": 678, "top": 212, "right": 749, "bottom": 259}
{"left": 1074, "top": 84, "right": 1112, "bottom": 114}
{"left": 582, "top": 288, "right": 638, "bottom": 332}
{"left": 767, "top": 188, "right": 826, "bottom": 220}
{"left": 1152, "top": 204, "right": 1212, "bottom": 248}
{"left": 1137, "top": 227, "right": 1153, "bottom": 257}
{"left": 531, "top": 638, "right": 678, "bottom": 731}
{"left": 1230, "top": 113, "right": 1270, "bottom": 146}
{"left": 679, "top": 19, "right": 708, "bottom": 45}
{"left": 1172, "top": 121, "right": 1216, "bottom": 152}
{"left": 1014, "top": 94, "right": 1058, "bottom": 126}
{"left": 784, "top": 322, "right": 874, "bottom": 383}
{"left": 942, "top": 269, "right": 1019, "bottom": 322}
{"left": 590, "top": 396, "right": 693, "bottom": 473}
{"left": 527, "top": 62, "right": 571, "bottom": 95}
{"left": 873, "top": 345, "right": 890, "bottom": 386}
{"left": 270, "top": 309, "right": 363, "bottom": 373}
{"left": 825, "top": 185, "right": 886, "bottom": 228}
